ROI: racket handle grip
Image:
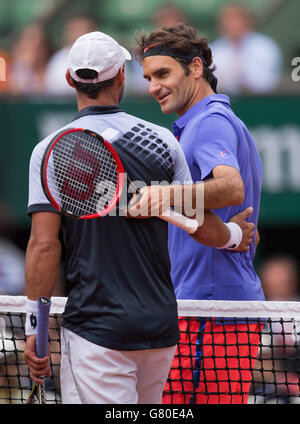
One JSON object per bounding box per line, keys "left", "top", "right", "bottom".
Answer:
{"left": 36, "top": 297, "right": 51, "bottom": 359}
{"left": 160, "top": 210, "right": 198, "bottom": 234}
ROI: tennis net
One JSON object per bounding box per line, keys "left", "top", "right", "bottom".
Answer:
{"left": 0, "top": 296, "right": 300, "bottom": 404}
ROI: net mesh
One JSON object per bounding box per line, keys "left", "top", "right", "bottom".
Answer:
{"left": 1, "top": 296, "right": 300, "bottom": 404}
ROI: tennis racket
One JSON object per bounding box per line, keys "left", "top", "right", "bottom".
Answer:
{"left": 40, "top": 128, "right": 198, "bottom": 233}
{"left": 26, "top": 297, "right": 51, "bottom": 404}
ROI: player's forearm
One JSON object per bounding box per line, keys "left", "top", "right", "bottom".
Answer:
{"left": 25, "top": 237, "right": 62, "bottom": 300}
{"left": 203, "top": 176, "right": 244, "bottom": 208}
{"left": 191, "top": 209, "right": 230, "bottom": 247}
{"left": 170, "top": 179, "right": 244, "bottom": 211}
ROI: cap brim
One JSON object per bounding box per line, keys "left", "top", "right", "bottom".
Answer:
{"left": 121, "top": 46, "right": 132, "bottom": 61}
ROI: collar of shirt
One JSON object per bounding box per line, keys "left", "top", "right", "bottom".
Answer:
{"left": 172, "top": 94, "right": 230, "bottom": 140}
{"left": 72, "top": 105, "right": 124, "bottom": 121}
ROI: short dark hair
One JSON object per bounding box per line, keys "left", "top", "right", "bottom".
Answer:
{"left": 72, "top": 68, "right": 116, "bottom": 99}
{"left": 135, "top": 24, "right": 216, "bottom": 89}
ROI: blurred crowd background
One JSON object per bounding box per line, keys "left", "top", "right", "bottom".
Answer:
{"left": 0, "top": 0, "right": 299, "bottom": 302}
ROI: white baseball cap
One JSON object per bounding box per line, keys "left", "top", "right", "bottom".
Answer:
{"left": 67, "top": 31, "right": 132, "bottom": 83}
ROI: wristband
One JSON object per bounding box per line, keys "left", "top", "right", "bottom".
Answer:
{"left": 25, "top": 298, "right": 38, "bottom": 336}
{"left": 216, "top": 222, "right": 242, "bottom": 250}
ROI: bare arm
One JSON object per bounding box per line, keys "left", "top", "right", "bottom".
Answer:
{"left": 25, "top": 212, "right": 62, "bottom": 300}
{"left": 191, "top": 207, "right": 255, "bottom": 249}
{"left": 129, "top": 166, "right": 244, "bottom": 219}
{"left": 203, "top": 165, "right": 245, "bottom": 208}
{"left": 191, "top": 209, "right": 230, "bottom": 247}
{"left": 24, "top": 211, "right": 61, "bottom": 383}
{"left": 169, "top": 166, "right": 244, "bottom": 210}
{"left": 127, "top": 188, "right": 255, "bottom": 251}
{"left": 126, "top": 162, "right": 253, "bottom": 250}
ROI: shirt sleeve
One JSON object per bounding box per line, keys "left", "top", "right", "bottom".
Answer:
{"left": 27, "top": 140, "right": 58, "bottom": 216}
{"left": 193, "top": 114, "right": 240, "bottom": 180}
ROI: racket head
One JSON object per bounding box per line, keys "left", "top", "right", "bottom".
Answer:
{"left": 41, "top": 128, "right": 125, "bottom": 219}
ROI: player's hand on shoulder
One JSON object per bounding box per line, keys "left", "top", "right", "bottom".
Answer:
{"left": 229, "top": 207, "right": 255, "bottom": 252}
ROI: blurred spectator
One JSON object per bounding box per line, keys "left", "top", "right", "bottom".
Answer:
{"left": 44, "top": 14, "right": 98, "bottom": 96}
{"left": 260, "top": 254, "right": 300, "bottom": 301}
{"left": 126, "top": 4, "right": 188, "bottom": 95}
{"left": 251, "top": 254, "right": 300, "bottom": 404}
{"left": 0, "top": 49, "right": 9, "bottom": 93}
{"left": 0, "top": 203, "right": 25, "bottom": 295}
{"left": 210, "top": 3, "right": 282, "bottom": 95}
{"left": 152, "top": 3, "right": 188, "bottom": 28}
{"left": 6, "top": 23, "right": 52, "bottom": 95}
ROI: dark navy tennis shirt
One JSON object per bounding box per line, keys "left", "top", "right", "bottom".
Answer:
{"left": 168, "top": 94, "right": 265, "bottom": 301}
{"left": 28, "top": 106, "right": 192, "bottom": 350}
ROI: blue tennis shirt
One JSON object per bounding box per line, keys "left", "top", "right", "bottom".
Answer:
{"left": 168, "top": 94, "right": 265, "bottom": 301}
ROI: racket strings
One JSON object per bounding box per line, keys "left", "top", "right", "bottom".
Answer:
{"left": 46, "top": 131, "right": 120, "bottom": 216}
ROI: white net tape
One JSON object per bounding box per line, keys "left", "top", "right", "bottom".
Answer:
{"left": 1, "top": 296, "right": 300, "bottom": 318}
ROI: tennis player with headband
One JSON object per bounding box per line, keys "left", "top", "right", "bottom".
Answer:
{"left": 134, "top": 24, "right": 265, "bottom": 404}
{"left": 24, "top": 31, "right": 255, "bottom": 404}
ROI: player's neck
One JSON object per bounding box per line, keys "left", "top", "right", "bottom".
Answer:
{"left": 76, "top": 91, "right": 121, "bottom": 111}
{"left": 177, "top": 81, "right": 215, "bottom": 116}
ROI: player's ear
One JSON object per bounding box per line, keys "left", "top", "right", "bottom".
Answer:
{"left": 191, "top": 57, "right": 204, "bottom": 79}
{"left": 118, "top": 65, "right": 125, "bottom": 84}
{"left": 65, "top": 69, "right": 75, "bottom": 87}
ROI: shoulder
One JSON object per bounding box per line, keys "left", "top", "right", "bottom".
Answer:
{"left": 123, "top": 112, "right": 177, "bottom": 144}
{"left": 188, "top": 103, "right": 235, "bottom": 133}
{"left": 30, "top": 124, "right": 70, "bottom": 165}
{"left": 185, "top": 107, "right": 239, "bottom": 150}
{"left": 30, "top": 137, "right": 50, "bottom": 166}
